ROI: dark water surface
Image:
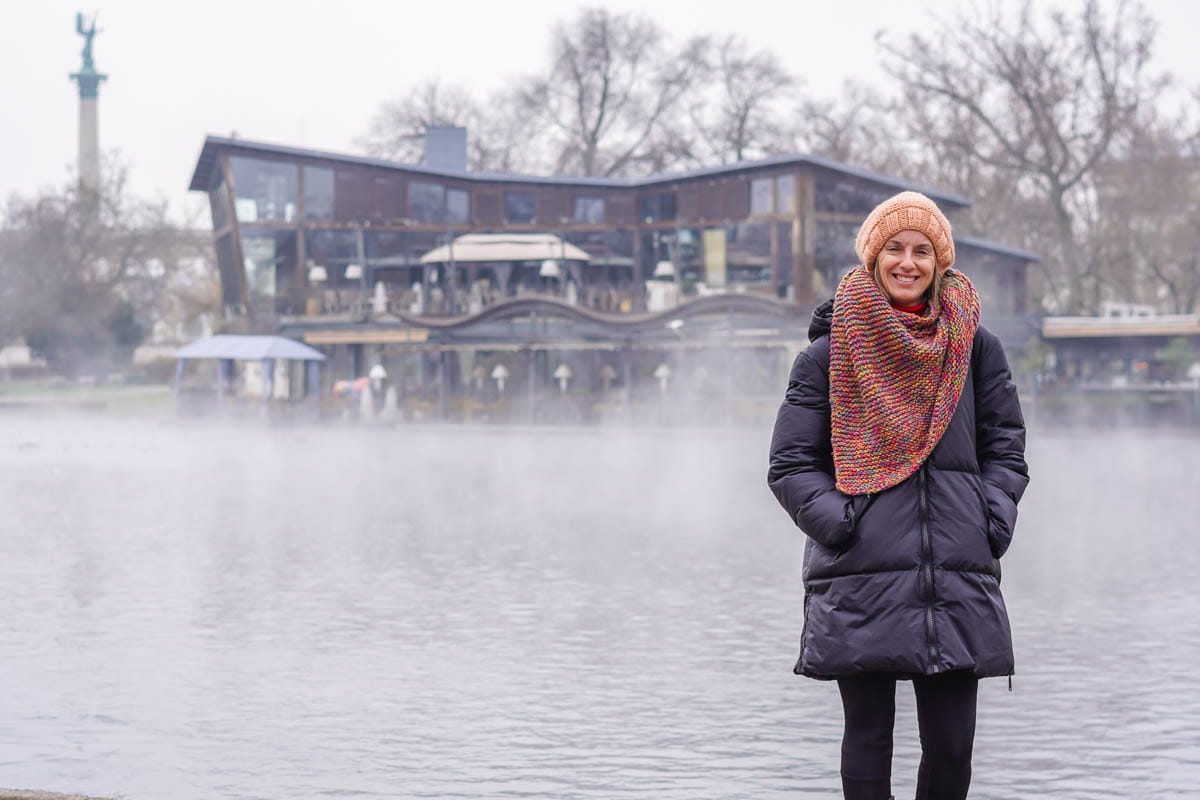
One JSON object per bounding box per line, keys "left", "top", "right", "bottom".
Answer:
{"left": 1, "top": 418, "right": 1197, "bottom": 799}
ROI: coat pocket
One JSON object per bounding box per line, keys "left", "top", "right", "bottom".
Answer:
{"left": 980, "top": 478, "right": 1019, "bottom": 559}
{"left": 973, "top": 474, "right": 991, "bottom": 526}
{"left": 969, "top": 473, "right": 1003, "bottom": 568}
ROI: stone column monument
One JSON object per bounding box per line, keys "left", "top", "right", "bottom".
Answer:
{"left": 68, "top": 12, "right": 107, "bottom": 194}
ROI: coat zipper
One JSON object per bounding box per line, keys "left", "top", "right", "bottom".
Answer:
{"left": 793, "top": 591, "right": 812, "bottom": 675}
{"left": 918, "top": 465, "right": 941, "bottom": 672}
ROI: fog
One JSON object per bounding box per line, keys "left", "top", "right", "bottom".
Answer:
{"left": 1, "top": 415, "right": 1197, "bottom": 799}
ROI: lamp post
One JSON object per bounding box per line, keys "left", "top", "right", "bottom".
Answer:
{"left": 654, "top": 362, "right": 672, "bottom": 394}
{"left": 368, "top": 363, "right": 388, "bottom": 419}
{"left": 554, "top": 363, "right": 572, "bottom": 393}
{"left": 559, "top": 220, "right": 570, "bottom": 302}
{"left": 491, "top": 363, "right": 510, "bottom": 394}
{"left": 540, "top": 258, "right": 561, "bottom": 296}
{"left": 600, "top": 364, "right": 617, "bottom": 393}
{"left": 371, "top": 281, "right": 388, "bottom": 315}
{"left": 308, "top": 263, "right": 328, "bottom": 314}
{"left": 345, "top": 263, "right": 364, "bottom": 315}
{"left": 554, "top": 362, "right": 573, "bottom": 423}
{"left": 654, "top": 361, "right": 672, "bottom": 426}
{"left": 1189, "top": 362, "right": 1200, "bottom": 424}
{"left": 447, "top": 229, "right": 457, "bottom": 312}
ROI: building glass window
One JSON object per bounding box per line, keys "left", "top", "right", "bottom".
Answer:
{"left": 814, "top": 176, "right": 896, "bottom": 214}
{"left": 372, "top": 175, "right": 405, "bottom": 222}
{"left": 814, "top": 220, "right": 862, "bottom": 296}
{"left": 574, "top": 195, "right": 605, "bottom": 223}
{"left": 750, "top": 178, "right": 773, "bottom": 216}
{"left": 409, "top": 181, "right": 446, "bottom": 224}
{"left": 565, "top": 230, "right": 635, "bottom": 296}
{"left": 241, "top": 229, "right": 297, "bottom": 312}
{"left": 364, "top": 231, "right": 408, "bottom": 266}
{"left": 303, "top": 166, "right": 334, "bottom": 222}
{"left": 660, "top": 193, "right": 677, "bottom": 221}
{"left": 305, "top": 229, "right": 361, "bottom": 286}
{"left": 725, "top": 222, "right": 772, "bottom": 285}
{"left": 229, "top": 157, "right": 297, "bottom": 223}
{"left": 407, "top": 231, "right": 440, "bottom": 263}
{"left": 446, "top": 188, "right": 470, "bottom": 224}
{"left": 670, "top": 228, "right": 704, "bottom": 286}
{"left": 364, "top": 231, "right": 420, "bottom": 288}
{"left": 638, "top": 195, "right": 653, "bottom": 222}
{"left": 505, "top": 191, "right": 536, "bottom": 223}
{"left": 638, "top": 192, "right": 677, "bottom": 222}
{"left": 776, "top": 174, "right": 796, "bottom": 214}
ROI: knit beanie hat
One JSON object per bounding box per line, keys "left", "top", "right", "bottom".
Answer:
{"left": 855, "top": 191, "right": 955, "bottom": 273}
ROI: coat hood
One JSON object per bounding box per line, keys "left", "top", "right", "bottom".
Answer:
{"left": 809, "top": 299, "right": 833, "bottom": 341}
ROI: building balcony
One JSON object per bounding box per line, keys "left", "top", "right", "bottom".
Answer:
{"left": 277, "top": 283, "right": 641, "bottom": 322}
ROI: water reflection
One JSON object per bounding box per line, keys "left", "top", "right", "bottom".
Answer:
{"left": 0, "top": 419, "right": 1197, "bottom": 798}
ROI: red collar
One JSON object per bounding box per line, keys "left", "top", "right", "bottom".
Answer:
{"left": 891, "top": 301, "right": 927, "bottom": 315}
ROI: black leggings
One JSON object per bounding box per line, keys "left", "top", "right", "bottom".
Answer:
{"left": 836, "top": 671, "right": 978, "bottom": 800}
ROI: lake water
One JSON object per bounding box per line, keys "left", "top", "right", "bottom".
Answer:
{"left": 1, "top": 417, "right": 1197, "bottom": 799}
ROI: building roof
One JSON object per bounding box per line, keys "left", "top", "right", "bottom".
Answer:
{"left": 419, "top": 233, "right": 591, "bottom": 264}
{"left": 176, "top": 334, "right": 327, "bottom": 361}
{"left": 1042, "top": 314, "right": 1200, "bottom": 339}
{"left": 956, "top": 235, "right": 1040, "bottom": 262}
{"left": 187, "top": 134, "right": 972, "bottom": 207}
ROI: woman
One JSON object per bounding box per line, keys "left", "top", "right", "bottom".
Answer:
{"left": 767, "top": 191, "right": 1028, "bottom": 800}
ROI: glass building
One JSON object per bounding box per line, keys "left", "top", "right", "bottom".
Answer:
{"left": 187, "top": 135, "right": 1038, "bottom": 422}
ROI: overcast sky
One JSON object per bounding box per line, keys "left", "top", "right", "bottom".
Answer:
{"left": 2, "top": 0, "right": 1197, "bottom": 220}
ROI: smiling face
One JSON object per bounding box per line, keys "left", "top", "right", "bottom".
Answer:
{"left": 874, "top": 229, "right": 936, "bottom": 306}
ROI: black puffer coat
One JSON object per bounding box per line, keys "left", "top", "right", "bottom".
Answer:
{"left": 768, "top": 300, "right": 1029, "bottom": 680}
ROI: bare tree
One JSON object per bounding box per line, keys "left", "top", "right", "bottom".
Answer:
{"left": 687, "top": 35, "right": 796, "bottom": 165}
{"left": 1094, "top": 114, "right": 1200, "bottom": 313}
{"left": 879, "top": 0, "right": 1165, "bottom": 313}
{"left": 0, "top": 158, "right": 216, "bottom": 374}
{"left": 359, "top": 80, "right": 478, "bottom": 164}
{"left": 521, "top": 8, "right": 709, "bottom": 177}
{"left": 358, "top": 80, "right": 540, "bottom": 173}
{"left": 792, "top": 80, "right": 911, "bottom": 170}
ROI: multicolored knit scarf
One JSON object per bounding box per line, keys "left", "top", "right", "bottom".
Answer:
{"left": 830, "top": 266, "right": 981, "bottom": 495}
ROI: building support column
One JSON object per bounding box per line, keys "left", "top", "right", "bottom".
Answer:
{"left": 794, "top": 172, "right": 816, "bottom": 306}
{"left": 437, "top": 350, "right": 448, "bottom": 421}
{"left": 526, "top": 348, "right": 537, "bottom": 424}
{"left": 620, "top": 344, "right": 633, "bottom": 424}
{"left": 632, "top": 231, "right": 645, "bottom": 310}
{"left": 221, "top": 156, "right": 252, "bottom": 324}
{"left": 306, "top": 360, "right": 322, "bottom": 420}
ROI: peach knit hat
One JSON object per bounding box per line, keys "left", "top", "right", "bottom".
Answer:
{"left": 855, "top": 191, "right": 955, "bottom": 273}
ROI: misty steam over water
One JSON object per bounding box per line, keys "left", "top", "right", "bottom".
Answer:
{"left": 1, "top": 417, "right": 1197, "bottom": 799}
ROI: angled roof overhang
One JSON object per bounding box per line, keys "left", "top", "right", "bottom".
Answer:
{"left": 176, "top": 334, "right": 326, "bottom": 361}
{"left": 187, "top": 134, "right": 972, "bottom": 207}
{"left": 956, "top": 235, "right": 1040, "bottom": 262}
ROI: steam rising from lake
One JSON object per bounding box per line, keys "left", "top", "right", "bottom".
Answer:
{"left": 1, "top": 417, "right": 1197, "bottom": 798}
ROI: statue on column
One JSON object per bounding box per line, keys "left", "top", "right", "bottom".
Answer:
{"left": 69, "top": 11, "right": 106, "bottom": 97}
{"left": 76, "top": 12, "right": 100, "bottom": 73}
